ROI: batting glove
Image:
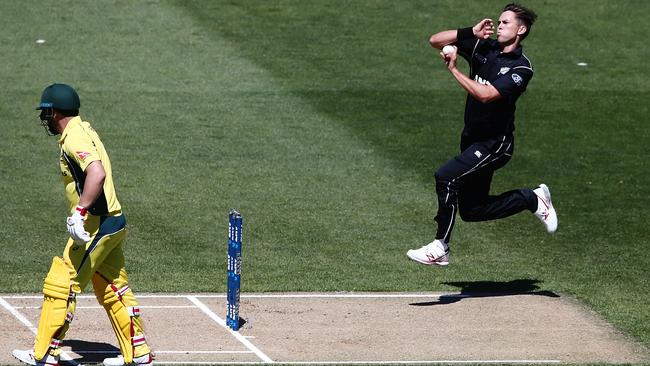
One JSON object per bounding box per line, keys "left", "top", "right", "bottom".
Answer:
{"left": 66, "top": 205, "right": 91, "bottom": 243}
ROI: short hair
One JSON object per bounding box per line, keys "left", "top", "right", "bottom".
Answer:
{"left": 503, "top": 3, "right": 537, "bottom": 40}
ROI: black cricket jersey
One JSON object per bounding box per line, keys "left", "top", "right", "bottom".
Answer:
{"left": 455, "top": 37, "right": 533, "bottom": 141}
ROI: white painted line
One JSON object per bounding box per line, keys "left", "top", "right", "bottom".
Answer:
{"left": 124, "top": 305, "right": 198, "bottom": 309}
{"left": 72, "top": 350, "right": 253, "bottom": 354}
{"left": 186, "top": 296, "right": 274, "bottom": 363}
{"left": 240, "top": 293, "right": 466, "bottom": 299}
{"left": 156, "top": 350, "right": 254, "bottom": 354}
{"left": 274, "top": 361, "right": 562, "bottom": 365}
{"left": 1, "top": 292, "right": 458, "bottom": 300}
{"left": 0, "top": 297, "right": 37, "bottom": 332}
{"left": 14, "top": 305, "right": 198, "bottom": 310}
{"left": 67, "top": 350, "right": 119, "bottom": 354}
{"left": 152, "top": 361, "right": 560, "bottom": 365}
{"left": 1, "top": 295, "right": 215, "bottom": 299}
{"left": 0, "top": 297, "right": 80, "bottom": 366}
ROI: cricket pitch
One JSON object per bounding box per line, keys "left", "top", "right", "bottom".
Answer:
{"left": 1, "top": 292, "right": 647, "bottom": 364}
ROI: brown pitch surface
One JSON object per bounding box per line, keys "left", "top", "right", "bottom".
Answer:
{"left": 1, "top": 292, "right": 647, "bottom": 364}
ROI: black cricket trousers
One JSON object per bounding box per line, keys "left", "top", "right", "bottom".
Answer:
{"left": 434, "top": 134, "right": 538, "bottom": 243}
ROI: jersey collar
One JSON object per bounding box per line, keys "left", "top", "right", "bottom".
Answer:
{"left": 499, "top": 45, "right": 523, "bottom": 59}
{"left": 58, "top": 116, "right": 82, "bottom": 144}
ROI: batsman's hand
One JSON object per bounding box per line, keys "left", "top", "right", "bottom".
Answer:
{"left": 473, "top": 18, "right": 494, "bottom": 39}
{"left": 66, "top": 205, "right": 91, "bottom": 243}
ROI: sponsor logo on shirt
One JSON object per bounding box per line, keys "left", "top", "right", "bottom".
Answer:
{"left": 499, "top": 67, "right": 510, "bottom": 75}
{"left": 76, "top": 151, "right": 91, "bottom": 160}
{"left": 474, "top": 75, "right": 491, "bottom": 85}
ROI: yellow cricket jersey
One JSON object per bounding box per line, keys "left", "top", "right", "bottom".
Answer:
{"left": 58, "top": 116, "right": 121, "bottom": 216}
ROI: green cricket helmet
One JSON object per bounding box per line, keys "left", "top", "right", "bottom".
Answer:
{"left": 36, "top": 83, "right": 80, "bottom": 111}
{"left": 37, "top": 83, "right": 80, "bottom": 135}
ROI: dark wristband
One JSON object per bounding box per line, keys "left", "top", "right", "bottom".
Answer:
{"left": 457, "top": 27, "right": 474, "bottom": 41}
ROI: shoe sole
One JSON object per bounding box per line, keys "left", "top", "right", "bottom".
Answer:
{"left": 12, "top": 351, "right": 35, "bottom": 366}
{"left": 12, "top": 356, "right": 35, "bottom": 366}
{"left": 406, "top": 252, "right": 449, "bottom": 266}
{"left": 12, "top": 353, "right": 55, "bottom": 366}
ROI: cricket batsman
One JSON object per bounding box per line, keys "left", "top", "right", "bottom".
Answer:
{"left": 13, "top": 83, "right": 153, "bottom": 366}
{"left": 407, "top": 3, "right": 557, "bottom": 265}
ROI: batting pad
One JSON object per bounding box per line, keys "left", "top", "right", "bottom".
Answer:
{"left": 92, "top": 273, "right": 150, "bottom": 363}
{"left": 34, "top": 257, "right": 79, "bottom": 359}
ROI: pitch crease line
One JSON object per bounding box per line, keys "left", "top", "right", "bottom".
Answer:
{"left": 73, "top": 350, "right": 253, "bottom": 354}
{"left": 186, "top": 296, "right": 273, "bottom": 363}
{"left": 0, "top": 297, "right": 36, "bottom": 331}
{"left": 155, "top": 351, "right": 254, "bottom": 354}
{"left": 2, "top": 293, "right": 459, "bottom": 299}
{"left": 239, "top": 294, "right": 464, "bottom": 299}
{"left": 1, "top": 295, "right": 215, "bottom": 299}
{"left": 151, "top": 361, "right": 561, "bottom": 365}
{"left": 0, "top": 297, "right": 80, "bottom": 366}
{"left": 14, "top": 305, "right": 198, "bottom": 310}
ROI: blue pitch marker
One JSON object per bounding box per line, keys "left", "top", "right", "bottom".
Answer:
{"left": 227, "top": 210, "right": 242, "bottom": 331}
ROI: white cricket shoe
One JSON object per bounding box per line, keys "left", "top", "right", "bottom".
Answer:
{"left": 406, "top": 239, "right": 450, "bottom": 266}
{"left": 12, "top": 349, "right": 59, "bottom": 366}
{"left": 533, "top": 184, "right": 557, "bottom": 233}
{"left": 103, "top": 353, "right": 153, "bottom": 366}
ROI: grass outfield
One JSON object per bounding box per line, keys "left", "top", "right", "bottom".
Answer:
{"left": 0, "top": 0, "right": 648, "bottom": 355}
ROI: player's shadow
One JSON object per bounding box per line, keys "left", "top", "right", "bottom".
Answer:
{"left": 62, "top": 340, "right": 119, "bottom": 364}
{"left": 410, "top": 279, "right": 559, "bottom": 306}
{"left": 238, "top": 317, "right": 248, "bottom": 328}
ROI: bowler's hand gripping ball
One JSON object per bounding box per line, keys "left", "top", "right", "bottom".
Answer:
{"left": 442, "top": 45, "right": 456, "bottom": 55}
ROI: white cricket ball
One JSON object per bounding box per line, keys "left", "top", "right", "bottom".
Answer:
{"left": 442, "top": 45, "right": 455, "bottom": 55}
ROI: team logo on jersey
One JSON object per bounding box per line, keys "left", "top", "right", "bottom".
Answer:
{"left": 499, "top": 67, "right": 510, "bottom": 75}
{"left": 511, "top": 73, "right": 523, "bottom": 86}
{"left": 76, "top": 151, "right": 90, "bottom": 160}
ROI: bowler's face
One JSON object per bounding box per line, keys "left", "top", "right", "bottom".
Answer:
{"left": 496, "top": 11, "right": 524, "bottom": 45}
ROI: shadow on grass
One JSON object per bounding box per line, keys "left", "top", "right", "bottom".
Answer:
{"left": 62, "top": 340, "right": 119, "bottom": 364}
{"left": 410, "top": 279, "right": 560, "bottom": 306}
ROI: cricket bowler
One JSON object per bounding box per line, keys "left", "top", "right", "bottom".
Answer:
{"left": 13, "top": 83, "right": 153, "bottom": 366}
{"left": 407, "top": 3, "right": 558, "bottom": 266}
